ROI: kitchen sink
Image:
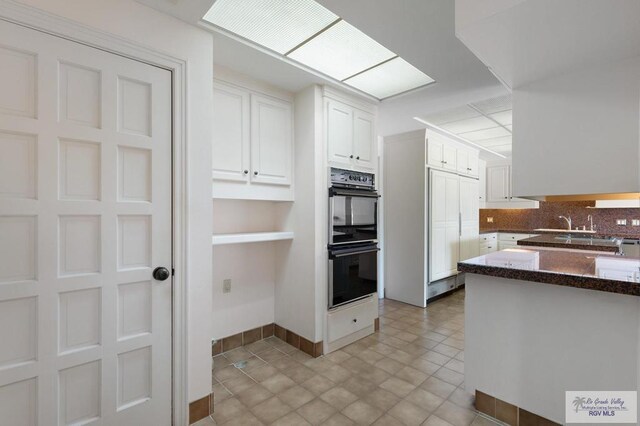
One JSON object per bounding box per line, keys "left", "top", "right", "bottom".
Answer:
{"left": 534, "top": 228, "right": 596, "bottom": 234}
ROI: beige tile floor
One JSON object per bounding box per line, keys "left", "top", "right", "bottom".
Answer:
{"left": 196, "top": 290, "right": 499, "bottom": 426}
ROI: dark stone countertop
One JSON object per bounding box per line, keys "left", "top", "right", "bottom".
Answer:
{"left": 458, "top": 247, "right": 640, "bottom": 296}
{"left": 517, "top": 234, "right": 621, "bottom": 253}
{"left": 480, "top": 228, "right": 639, "bottom": 239}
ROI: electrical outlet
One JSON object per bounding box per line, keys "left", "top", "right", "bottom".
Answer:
{"left": 616, "top": 219, "right": 627, "bottom": 226}
{"left": 632, "top": 219, "right": 640, "bottom": 226}
{"left": 487, "top": 217, "right": 494, "bottom": 223}
{"left": 223, "top": 279, "right": 231, "bottom": 293}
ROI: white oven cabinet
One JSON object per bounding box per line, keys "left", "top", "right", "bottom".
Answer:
{"left": 326, "top": 95, "right": 377, "bottom": 172}
{"left": 325, "top": 294, "right": 377, "bottom": 353}
{"left": 212, "top": 79, "right": 294, "bottom": 201}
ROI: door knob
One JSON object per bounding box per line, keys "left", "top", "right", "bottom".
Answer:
{"left": 243, "top": 170, "right": 248, "bottom": 174}
{"left": 153, "top": 267, "right": 171, "bottom": 281}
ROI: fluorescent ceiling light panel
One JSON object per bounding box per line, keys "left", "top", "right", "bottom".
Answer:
{"left": 345, "top": 57, "right": 434, "bottom": 99}
{"left": 489, "top": 110, "right": 512, "bottom": 126}
{"left": 440, "top": 116, "right": 498, "bottom": 134}
{"left": 413, "top": 117, "right": 507, "bottom": 159}
{"left": 473, "top": 136, "right": 512, "bottom": 147}
{"left": 203, "top": 0, "right": 338, "bottom": 54}
{"left": 459, "top": 127, "right": 511, "bottom": 141}
{"left": 287, "top": 20, "right": 395, "bottom": 81}
{"left": 425, "top": 106, "right": 480, "bottom": 126}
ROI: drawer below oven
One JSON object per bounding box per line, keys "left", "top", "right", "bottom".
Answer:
{"left": 327, "top": 295, "right": 377, "bottom": 343}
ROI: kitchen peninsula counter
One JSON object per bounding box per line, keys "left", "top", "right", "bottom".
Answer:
{"left": 461, "top": 248, "right": 640, "bottom": 424}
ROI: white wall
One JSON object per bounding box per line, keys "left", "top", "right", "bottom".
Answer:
{"left": 274, "top": 85, "right": 325, "bottom": 342}
{"left": 10, "top": 0, "right": 214, "bottom": 403}
{"left": 512, "top": 55, "right": 640, "bottom": 198}
{"left": 466, "top": 274, "right": 640, "bottom": 423}
{"left": 212, "top": 200, "right": 286, "bottom": 338}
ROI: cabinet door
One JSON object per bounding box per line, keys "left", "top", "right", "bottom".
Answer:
{"left": 327, "top": 99, "right": 354, "bottom": 166}
{"left": 478, "top": 160, "right": 487, "bottom": 204}
{"left": 430, "top": 170, "right": 460, "bottom": 281}
{"left": 442, "top": 144, "right": 457, "bottom": 171}
{"left": 487, "top": 165, "right": 510, "bottom": 202}
{"left": 459, "top": 177, "right": 479, "bottom": 261}
{"left": 426, "top": 138, "right": 443, "bottom": 168}
{"left": 467, "top": 150, "right": 479, "bottom": 177}
{"left": 456, "top": 149, "right": 469, "bottom": 174}
{"left": 250, "top": 94, "right": 293, "bottom": 186}
{"left": 212, "top": 82, "right": 250, "bottom": 182}
{"left": 353, "top": 109, "right": 375, "bottom": 170}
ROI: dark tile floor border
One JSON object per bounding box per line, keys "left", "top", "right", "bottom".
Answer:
{"left": 188, "top": 392, "right": 213, "bottom": 424}
{"left": 212, "top": 323, "right": 277, "bottom": 356}
{"left": 475, "top": 390, "right": 561, "bottom": 426}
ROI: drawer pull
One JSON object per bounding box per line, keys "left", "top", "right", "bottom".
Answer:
{"left": 352, "top": 318, "right": 357, "bottom": 323}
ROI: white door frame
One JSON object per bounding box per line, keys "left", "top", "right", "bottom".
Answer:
{"left": 0, "top": 1, "right": 190, "bottom": 424}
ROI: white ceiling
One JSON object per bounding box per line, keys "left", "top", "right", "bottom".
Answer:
{"left": 420, "top": 95, "right": 514, "bottom": 157}
{"left": 137, "top": 0, "right": 507, "bottom": 137}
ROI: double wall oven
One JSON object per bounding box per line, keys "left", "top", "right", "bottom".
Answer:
{"left": 328, "top": 168, "right": 379, "bottom": 309}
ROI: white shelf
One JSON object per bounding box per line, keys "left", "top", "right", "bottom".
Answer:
{"left": 212, "top": 231, "right": 294, "bottom": 246}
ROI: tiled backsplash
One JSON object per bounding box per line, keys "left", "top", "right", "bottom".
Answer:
{"left": 480, "top": 201, "right": 640, "bottom": 237}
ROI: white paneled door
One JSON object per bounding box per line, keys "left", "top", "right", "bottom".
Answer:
{"left": 0, "top": 21, "right": 172, "bottom": 425}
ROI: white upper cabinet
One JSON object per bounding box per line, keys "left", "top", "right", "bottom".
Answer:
{"left": 212, "top": 78, "right": 294, "bottom": 201}
{"left": 487, "top": 165, "right": 510, "bottom": 202}
{"left": 327, "top": 99, "right": 354, "bottom": 166}
{"left": 326, "top": 95, "right": 377, "bottom": 171}
{"left": 485, "top": 161, "right": 539, "bottom": 208}
{"left": 427, "top": 132, "right": 478, "bottom": 177}
{"left": 212, "top": 82, "right": 250, "bottom": 182}
{"left": 250, "top": 94, "right": 292, "bottom": 186}
{"left": 442, "top": 144, "right": 457, "bottom": 171}
{"left": 353, "top": 109, "right": 375, "bottom": 169}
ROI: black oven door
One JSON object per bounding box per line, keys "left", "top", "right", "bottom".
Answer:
{"left": 329, "top": 187, "right": 378, "bottom": 246}
{"left": 329, "top": 243, "right": 379, "bottom": 309}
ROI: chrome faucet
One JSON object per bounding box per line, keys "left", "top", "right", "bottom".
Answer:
{"left": 559, "top": 215, "right": 572, "bottom": 230}
{"left": 587, "top": 214, "right": 595, "bottom": 232}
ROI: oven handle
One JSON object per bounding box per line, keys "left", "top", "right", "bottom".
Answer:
{"left": 330, "top": 187, "right": 380, "bottom": 198}
{"left": 330, "top": 247, "right": 380, "bottom": 259}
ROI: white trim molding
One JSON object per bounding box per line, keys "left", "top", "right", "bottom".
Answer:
{"left": 0, "top": 1, "right": 190, "bottom": 424}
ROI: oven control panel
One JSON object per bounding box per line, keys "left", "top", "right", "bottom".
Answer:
{"left": 330, "top": 167, "right": 375, "bottom": 189}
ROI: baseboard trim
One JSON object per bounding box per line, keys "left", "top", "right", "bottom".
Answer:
{"left": 475, "top": 390, "right": 560, "bottom": 426}
{"left": 188, "top": 393, "right": 213, "bottom": 424}
{"left": 212, "top": 323, "right": 275, "bottom": 356}
{"left": 274, "top": 324, "right": 323, "bottom": 358}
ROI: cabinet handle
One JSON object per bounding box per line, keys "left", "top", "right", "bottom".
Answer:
{"left": 443, "top": 161, "right": 447, "bottom": 164}
{"left": 350, "top": 155, "right": 354, "bottom": 159}
{"left": 352, "top": 318, "right": 357, "bottom": 323}
{"left": 243, "top": 170, "right": 248, "bottom": 175}
{"left": 356, "top": 156, "right": 360, "bottom": 160}
{"left": 504, "top": 197, "right": 508, "bottom": 199}
{"left": 254, "top": 171, "right": 259, "bottom": 176}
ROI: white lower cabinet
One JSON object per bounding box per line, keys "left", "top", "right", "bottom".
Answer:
{"left": 497, "top": 233, "right": 533, "bottom": 250}
{"left": 326, "top": 295, "right": 377, "bottom": 352}
{"left": 212, "top": 79, "right": 294, "bottom": 201}
{"left": 479, "top": 232, "right": 498, "bottom": 254}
